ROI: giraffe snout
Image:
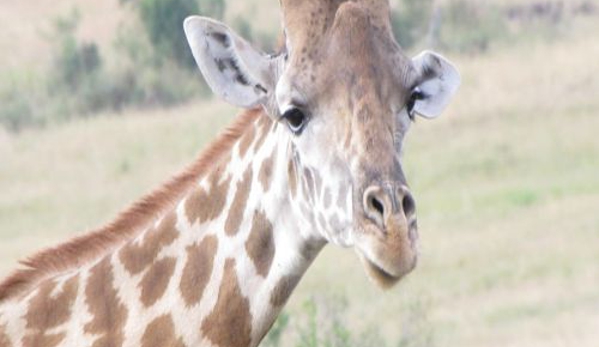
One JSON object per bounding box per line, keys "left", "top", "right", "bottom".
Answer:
{"left": 357, "top": 184, "right": 419, "bottom": 288}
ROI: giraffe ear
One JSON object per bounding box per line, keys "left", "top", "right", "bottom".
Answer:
{"left": 411, "top": 51, "right": 460, "bottom": 119}
{"left": 184, "top": 16, "right": 278, "bottom": 108}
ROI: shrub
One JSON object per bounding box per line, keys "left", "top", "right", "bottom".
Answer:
{"left": 198, "top": 0, "right": 225, "bottom": 20}
{"left": 47, "top": 8, "right": 123, "bottom": 117}
{"left": 260, "top": 294, "right": 437, "bottom": 347}
{"left": 0, "top": 81, "right": 35, "bottom": 133}
{"left": 115, "top": 0, "right": 213, "bottom": 105}
{"left": 261, "top": 312, "right": 290, "bottom": 347}
{"left": 438, "top": 0, "right": 508, "bottom": 54}
{"left": 391, "top": 0, "right": 434, "bottom": 50}
{"left": 232, "top": 16, "right": 254, "bottom": 43}
{"left": 49, "top": 9, "right": 102, "bottom": 92}
{"left": 138, "top": 0, "right": 198, "bottom": 69}
{"left": 231, "top": 15, "right": 279, "bottom": 52}
{"left": 261, "top": 296, "right": 390, "bottom": 347}
{"left": 114, "top": 18, "right": 210, "bottom": 107}
{"left": 390, "top": 0, "right": 510, "bottom": 54}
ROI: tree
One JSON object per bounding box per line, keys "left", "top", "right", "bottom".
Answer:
{"left": 138, "top": 0, "right": 197, "bottom": 68}
{"left": 391, "top": 0, "right": 434, "bottom": 50}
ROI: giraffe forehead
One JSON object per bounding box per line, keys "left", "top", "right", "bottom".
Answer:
{"left": 282, "top": 0, "right": 391, "bottom": 53}
{"left": 284, "top": 1, "right": 415, "bottom": 102}
{"left": 287, "top": 2, "right": 394, "bottom": 62}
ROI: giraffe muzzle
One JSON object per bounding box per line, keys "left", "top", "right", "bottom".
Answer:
{"left": 356, "top": 183, "right": 419, "bottom": 288}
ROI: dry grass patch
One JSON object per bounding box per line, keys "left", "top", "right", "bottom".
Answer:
{"left": 0, "top": 100, "right": 235, "bottom": 276}
{"left": 0, "top": 0, "right": 125, "bottom": 72}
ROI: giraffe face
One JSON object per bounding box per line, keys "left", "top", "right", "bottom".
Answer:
{"left": 184, "top": 1, "right": 459, "bottom": 288}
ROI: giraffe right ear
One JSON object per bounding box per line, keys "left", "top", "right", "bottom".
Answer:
{"left": 184, "top": 16, "right": 278, "bottom": 108}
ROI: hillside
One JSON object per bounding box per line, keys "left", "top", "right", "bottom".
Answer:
{"left": 0, "top": 0, "right": 280, "bottom": 75}
{"left": 0, "top": 0, "right": 577, "bottom": 72}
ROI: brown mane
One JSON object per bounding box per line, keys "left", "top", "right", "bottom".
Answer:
{"left": 0, "top": 108, "right": 262, "bottom": 302}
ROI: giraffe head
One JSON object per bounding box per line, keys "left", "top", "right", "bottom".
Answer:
{"left": 184, "top": 0, "right": 460, "bottom": 288}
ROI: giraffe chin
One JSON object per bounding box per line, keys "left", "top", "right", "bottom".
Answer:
{"left": 356, "top": 249, "right": 418, "bottom": 290}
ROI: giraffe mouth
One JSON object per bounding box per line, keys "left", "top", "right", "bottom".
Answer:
{"left": 353, "top": 217, "right": 419, "bottom": 289}
{"left": 365, "top": 258, "right": 401, "bottom": 282}
{"left": 356, "top": 250, "right": 414, "bottom": 289}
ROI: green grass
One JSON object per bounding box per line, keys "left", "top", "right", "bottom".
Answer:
{"left": 1, "top": 5, "right": 599, "bottom": 347}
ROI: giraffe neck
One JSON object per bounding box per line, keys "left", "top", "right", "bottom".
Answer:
{"left": 171, "top": 112, "right": 326, "bottom": 346}
{"left": 0, "top": 110, "right": 326, "bottom": 347}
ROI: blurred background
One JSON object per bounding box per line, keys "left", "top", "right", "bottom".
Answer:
{"left": 1, "top": 0, "right": 598, "bottom": 346}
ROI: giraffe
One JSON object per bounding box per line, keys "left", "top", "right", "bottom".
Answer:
{"left": 0, "top": 0, "right": 460, "bottom": 346}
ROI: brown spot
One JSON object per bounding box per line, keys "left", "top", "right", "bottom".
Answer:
{"left": 302, "top": 168, "right": 314, "bottom": 202}
{"left": 185, "top": 169, "right": 232, "bottom": 225}
{"left": 270, "top": 275, "right": 301, "bottom": 307}
{"left": 0, "top": 324, "right": 11, "bottom": 347}
{"left": 184, "top": 188, "right": 208, "bottom": 224}
{"left": 253, "top": 118, "right": 271, "bottom": 151}
{"left": 258, "top": 154, "right": 276, "bottom": 192}
{"left": 25, "top": 276, "right": 78, "bottom": 329}
{"left": 224, "top": 168, "right": 253, "bottom": 236}
{"left": 140, "top": 257, "right": 176, "bottom": 307}
{"left": 22, "top": 333, "right": 65, "bottom": 347}
{"left": 288, "top": 159, "right": 298, "bottom": 198}
{"left": 84, "top": 257, "right": 128, "bottom": 347}
{"left": 201, "top": 259, "right": 252, "bottom": 347}
{"left": 300, "top": 240, "right": 323, "bottom": 261}
{"left": 245, "top": 211, "right": 275, "bottom": 277}
{"left": 238, "top": 123, "right": 256, "bottom": 158}
{"left": 22, "top": 275, "right": 78, "bottom": 347}
{"left": 119, "top": 212, "right": 178, "bottom": 275}
{"left": 179, "top": 235, "right": 218, "bottom": 306}
{"left": 141, "top": 314, "right": 186, "bottom": 347}
{"left": 256, "top": 114, "right": 272, "bottom": 132}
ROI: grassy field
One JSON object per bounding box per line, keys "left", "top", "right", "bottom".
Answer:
{"left": 2, "top": 2, "right": 599, "bottom": 347}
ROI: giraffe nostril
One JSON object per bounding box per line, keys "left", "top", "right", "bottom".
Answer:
{"left": 401, "top": 190, "right": 416, "bottom": 219}
{"left": 363, "top": 186, "right": 389, "bottom": 229}
{"left": 370, "top": 196, "right": 385, "bottom": 217}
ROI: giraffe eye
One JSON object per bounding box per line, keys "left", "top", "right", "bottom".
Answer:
{"left": 281, "top": 107, "right": 308, "bottom": 135}
{"left": 407, "top": 88, "right": 426, "bottom": 120}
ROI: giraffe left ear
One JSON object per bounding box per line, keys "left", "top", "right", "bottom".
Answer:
{"left": 411, "top": 51, "right": 461, "bottom": 119}
{"left": 184, "top": 16, "right": 278, "bottom": 108}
